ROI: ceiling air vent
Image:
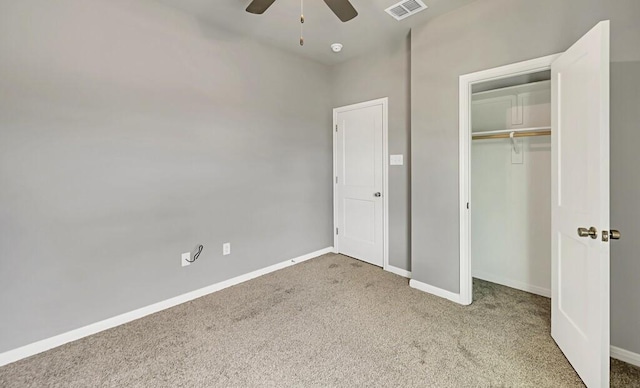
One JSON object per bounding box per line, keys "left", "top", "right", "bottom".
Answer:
{"left": 385, "top": 0, "right": 428, "bottom": 21}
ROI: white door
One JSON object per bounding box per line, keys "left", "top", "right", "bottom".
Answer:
{"left": 551, "top": 21, "right": 610, "bottom": 388}
{"left": 335, "top": 101, "right": 385, "bottom": 267}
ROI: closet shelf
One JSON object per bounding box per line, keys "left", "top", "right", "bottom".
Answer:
{"left": 472, "top": 127, "right": 551, "bottom": 140}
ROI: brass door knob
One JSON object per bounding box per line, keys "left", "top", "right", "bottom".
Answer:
{"left": 610, "top": 229, "right": 621, "bottom": 240}
{"left": 578, "top": 227, "right": 598, "bottom": 239}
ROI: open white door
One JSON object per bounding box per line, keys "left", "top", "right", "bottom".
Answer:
{"left": 551, "top": 21, "right": 610, "bottom": 387}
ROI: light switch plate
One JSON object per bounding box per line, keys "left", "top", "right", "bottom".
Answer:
{"left": 390, "top": 154, "right": 404, "bottom": 166}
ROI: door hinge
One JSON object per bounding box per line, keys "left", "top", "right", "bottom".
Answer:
{"left": 467, "top": 202, "right": 470, "bottom": 209}
{"left": 336, "top": 228, "right": 339, "bottom": 235}
{"left": 335, "top": 176, "right": 338, "bottom": 184}
{"left": 335, "top": 124, "right": 338, "bottom": 132}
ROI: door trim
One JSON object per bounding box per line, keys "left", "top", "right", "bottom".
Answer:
{"left": 458, "top": 55, "right": 560, "bottom": 305}
{"left": 333, "top": 97, "right": 389, "bottom": 270}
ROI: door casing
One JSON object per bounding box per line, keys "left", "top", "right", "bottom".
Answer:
{"left": 333, "top": 97, "right": 389, "bottom": 271}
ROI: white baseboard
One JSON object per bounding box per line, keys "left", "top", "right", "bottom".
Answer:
{"left": 385, "top": 265, "right": 411, "bottom": 278}
{"left": 611, "top": 345, "right": 640, "bottom": 367}
{"left": 472, "top": 271, "right": 551, "bottom": 298}
{"left": 409, "top": 279, "right": 462, "bottom": 304}
{"left": 0, "top": 247, "right": 333, "bottom": 367}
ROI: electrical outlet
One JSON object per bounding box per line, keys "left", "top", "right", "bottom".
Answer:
{"left": 181, "top": 252, "right": 191, "bottom": 267}
{"left": 223, "top": 243, "right": 231, "bottom": 256}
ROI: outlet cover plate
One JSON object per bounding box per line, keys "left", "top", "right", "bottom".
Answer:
{"left": 181, "top": 252, "right": 191, "bottom": 267}
{"left": 223, "top": 243, "right": 231, "bottom": 256}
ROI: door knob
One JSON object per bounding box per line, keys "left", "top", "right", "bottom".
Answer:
{"left": 578, "top": 227, "right": 598, "bottom": 239}
{"left": 374, "top": 192, "right": 382, "bottom": 197}
{"left": 602, "top": 229, "right": 621, "bottom": 242}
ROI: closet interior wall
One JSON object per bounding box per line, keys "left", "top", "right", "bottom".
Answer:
{"left": 471, "top": 80, "right": 552, "bottom": 297}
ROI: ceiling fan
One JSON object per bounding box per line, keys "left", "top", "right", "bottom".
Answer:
{"left": 246, "top": 0, "right": 358, "bottom": 22}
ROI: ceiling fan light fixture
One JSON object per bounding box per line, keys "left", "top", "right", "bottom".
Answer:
{"left": 331, "top": 43, "right": 343, "bottom": 53}
{"left": 245, "top": 0, "right": 358, "bottom": 22}
{"left": 245, "top": 0, "right": 357, "bottom": 46}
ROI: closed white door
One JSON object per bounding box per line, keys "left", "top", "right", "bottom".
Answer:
{"left": 335, "top": 101, "right": 384, "bottom": 267}
{"left": 551, "top": 21, "right": 610, "bottom": 388}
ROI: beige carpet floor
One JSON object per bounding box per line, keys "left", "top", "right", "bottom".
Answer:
{"left": 1, "top": 253, "right": 639, "bottom": 387}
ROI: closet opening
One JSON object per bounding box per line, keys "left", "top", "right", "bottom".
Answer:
{"left": 471, "top": 70, "right": 552, "bottom": 301}
{"left": 458, "top": 55, "right": 560, "bottom": 305}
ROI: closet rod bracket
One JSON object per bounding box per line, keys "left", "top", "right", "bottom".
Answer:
{"left": 509, "top": 131, "right": 520, "bottom": 154}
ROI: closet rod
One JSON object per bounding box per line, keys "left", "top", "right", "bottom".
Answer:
{"left": 472, "top": 127, "right": 551, "bottom": 140}
{"left": 473, "top": 130, "right": 551, "bottom": 140}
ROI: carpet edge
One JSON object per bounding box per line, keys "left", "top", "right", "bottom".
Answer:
{"left": 0, "top": 246, "right": 334, "bottom": 367}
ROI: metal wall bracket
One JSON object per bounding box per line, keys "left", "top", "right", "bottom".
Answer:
{"left": 509, "top": 131, "right": 520, "bottom": 154}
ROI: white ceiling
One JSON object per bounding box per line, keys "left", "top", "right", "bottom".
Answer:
{"left": 154, "top": 0, "right": 476, "bottom": 65}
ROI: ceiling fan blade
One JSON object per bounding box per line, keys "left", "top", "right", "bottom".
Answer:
{"left": 246, "top": 0, "right": 277, "bottom": 14}
{"left": 323, "top": 0, "right": 358, "bottom": 22}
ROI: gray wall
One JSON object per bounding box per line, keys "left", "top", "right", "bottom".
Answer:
{"left": 331, "top": 36, "right": 412, "bottom": 271}
{"left": 410, "top": 0, "right": 640, "bottom": 353}
{"left": 0, "top": 0, "right": 333, "bottom": 353}
{"left": 610, "top": 61, "right": 640, "bottom": 356}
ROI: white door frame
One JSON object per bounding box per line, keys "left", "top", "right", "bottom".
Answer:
{"left": 333, "top": 97, "right": 389, "bottom": 271}
{"left": 458, "top": 55, "right": 560, "bottom": 305}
